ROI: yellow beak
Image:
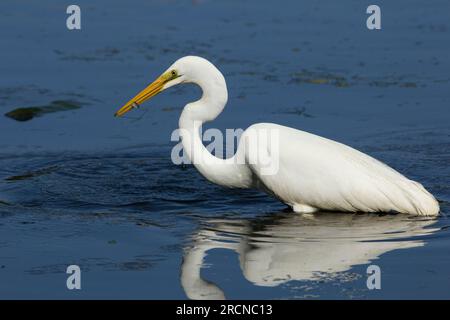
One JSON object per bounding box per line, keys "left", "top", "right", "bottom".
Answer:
{"left": 114, "top": 75, "right": 166, "bottom": 117}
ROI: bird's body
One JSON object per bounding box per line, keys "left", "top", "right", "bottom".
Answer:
{"left": 116, "top": 56, "right": 439, "bottom": 216}
{"left": 236, "top": 123, "right": 438, "bottom": 215}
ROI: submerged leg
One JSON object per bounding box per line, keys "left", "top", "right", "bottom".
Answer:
{"left": 293, "top": 203, "right": 318, "bottom": 214}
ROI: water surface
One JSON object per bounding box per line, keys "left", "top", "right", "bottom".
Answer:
{"left": 0, "top": 0, "right": 449, "bottom": 299}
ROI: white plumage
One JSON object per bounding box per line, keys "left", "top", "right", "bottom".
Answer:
{"left": 243, "top": 123, "right": 439, "bottom": 215}
{"left": 115, "top": 56, "right": 439, "bottom": 216}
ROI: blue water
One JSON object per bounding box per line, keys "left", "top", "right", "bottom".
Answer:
{"left": 0, "top": 0, "right": 449, "bottom": 299}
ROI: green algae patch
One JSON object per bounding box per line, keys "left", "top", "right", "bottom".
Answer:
{"left": 290, "top": 69, "right": 350, "bottom": 88}
{"left": 5, "top": 107, "right": 41, "bottom": 121}
{"left": 308, "top": 78, "right": 329, "bottom": 85}
{"left": 5, "top": 100, "right": 81, "bottom": 121}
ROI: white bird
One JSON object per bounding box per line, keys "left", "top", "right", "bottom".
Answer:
{"left": 115, "top": 56, "right": 439, "bottom": 216}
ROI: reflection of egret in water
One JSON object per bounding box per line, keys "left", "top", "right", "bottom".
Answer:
{"left": 181, "top": 212, "right": 438, "bottom": 299}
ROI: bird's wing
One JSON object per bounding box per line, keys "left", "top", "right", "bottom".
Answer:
{"left": 242, "top": 123, "right": 438, "bottom": 215}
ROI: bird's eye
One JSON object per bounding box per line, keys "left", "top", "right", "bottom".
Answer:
{"left": 171, "top": 70, "right": 177, "bottom": 77}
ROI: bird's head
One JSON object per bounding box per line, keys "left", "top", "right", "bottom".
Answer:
{"left": 114, "top": 56, "right": 217, "bottom": 117}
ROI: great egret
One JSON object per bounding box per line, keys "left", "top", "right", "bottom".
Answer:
{"left": 115, "top": 56, "right": 439, "bottom": 216}
{"left": 181, "top": 213, "right": 437, "bottom": 299}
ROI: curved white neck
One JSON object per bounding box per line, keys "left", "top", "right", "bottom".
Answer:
{"left": 180, "top": 244, "right": 225, "bottom": 299}
{"left": 178, "top": 68, "right": 252, "bottom": 188}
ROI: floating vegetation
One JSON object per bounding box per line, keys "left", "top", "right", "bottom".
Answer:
{"left": 290, "top": 69, "right": 350, "bottom": 88}
{"left": 308, "top": 78, "right": 328, "bottom": 85}
{"left": 290, "top": 69, "right": 422, "bottom": 89}
{"left": 5, "top": 166, "right": 58, "bottom": 181}
{"left": 399, "top": 82, "right": 417, "bottom": 88}
{"left": 54, "top": 47, "right": 121, "bottom": 62}
{"left": 368, "top": 80, "right": 397, "bottom": 88}
{"left": 368, "top": 80, "right": 420, "bottom": 88}
{"left": 5, "top": 100, "right": 82, "bottom": 121}
{"left": 276, "top": 107, "right": 314, "bottom": 118}
{"left": 161, "top": 106, "right": 181, "bottom": 112}
{"left": 262, "top": 74, "right": 279, "bottom": 82}
{"left": 0, "top": 200, "right": 11, "bottom": 206}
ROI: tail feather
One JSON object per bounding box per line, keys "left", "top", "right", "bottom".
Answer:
{"left": 393, "top": 180, "right": 440, "bottom": 216}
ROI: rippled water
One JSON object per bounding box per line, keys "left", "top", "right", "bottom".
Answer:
{"left": 1, "top": 0, "right": 449, "bottom": 299}
{"left": 0, "top": 137, "right": 449, "bottom": 299}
